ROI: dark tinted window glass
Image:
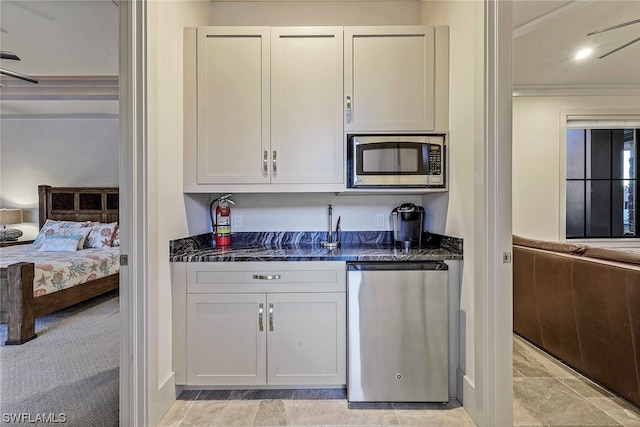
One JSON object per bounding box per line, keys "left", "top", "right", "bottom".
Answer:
{"left": 588, "top": 130, "right": 611, "bottom": 179}
{"left": 566, "top": 129, "right": 585, "bottom": 179}
{"left": 566, "top": 128, "right": 637, "bottom": 239}
{"left": 586, "top": 180, "right": 611, "bottom": 237}
{"left": 566, "top": 181, "right": 585, "bottom": 238}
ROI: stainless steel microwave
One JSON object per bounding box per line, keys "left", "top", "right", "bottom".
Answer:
{"left": 347, "top": 134, "right": 446, "bottom": 189}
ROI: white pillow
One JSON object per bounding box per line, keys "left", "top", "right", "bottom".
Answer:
{"left": 38, "top": 235, "right": 82, "bottom": 252}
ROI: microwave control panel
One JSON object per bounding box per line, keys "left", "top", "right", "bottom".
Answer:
{"left": 428, "top": 145, "right": 442, "bottom": 175}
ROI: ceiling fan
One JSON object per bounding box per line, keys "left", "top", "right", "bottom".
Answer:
{"left": 587, "top": 17, "right": 640, "bottom": 59}
{"left": 0, "top": 51, "right": 39, "bottom": 84}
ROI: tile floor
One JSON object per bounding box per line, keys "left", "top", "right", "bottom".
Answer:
{"left": 513, "top": 334, "right": 640, "bottom": 427}
{"left": 158, "top": 389, "right": 473, "bottom": 427}
{"left": 159, "top": 335, "right": 640, "bottom": 426}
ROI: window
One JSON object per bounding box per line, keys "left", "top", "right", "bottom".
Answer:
{"left": 566, "top": 128, "right": 638, "bottom": 238}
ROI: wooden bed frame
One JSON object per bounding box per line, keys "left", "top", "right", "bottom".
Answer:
{"left": 3, "top": 185, "right": 120, "bottom": 345}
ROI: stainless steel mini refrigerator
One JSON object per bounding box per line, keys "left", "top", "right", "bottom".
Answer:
{"left": 347, "top": 262, "right": 449, "bottom": 403}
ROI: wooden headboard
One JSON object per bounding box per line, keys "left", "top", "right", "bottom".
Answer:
{"left": 38, "top": 185, "right": 119, "bottom": 228}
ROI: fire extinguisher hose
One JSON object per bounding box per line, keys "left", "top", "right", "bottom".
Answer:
{"left": 209, "top": 197, "right": 219, "bottom": 231}
{"left": 209, "top": 194, "right": 234, "bottom": 233}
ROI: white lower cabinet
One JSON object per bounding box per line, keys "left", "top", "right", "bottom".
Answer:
{"left": 181, "top": 262, "right": 346, "bottom": 387}
{"left": 266, "top": 292, "right": 345, "bottom": 385}
{"left": 187, "top": 293, "right": 267, "bottom": 386}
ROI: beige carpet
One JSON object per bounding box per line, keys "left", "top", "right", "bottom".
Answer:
{"left": 0, "top": 291, "right": 119, "bottom": 427}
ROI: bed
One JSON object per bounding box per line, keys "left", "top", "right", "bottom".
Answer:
{"left": 0, "top": 185, "right": 120, "bottom": 345}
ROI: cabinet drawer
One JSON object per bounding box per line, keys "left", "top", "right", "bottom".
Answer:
{"left": 187, "top": 261, "right": 346, "bottom": 293}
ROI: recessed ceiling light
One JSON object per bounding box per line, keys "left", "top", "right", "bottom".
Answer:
{"left": 575, "top": 48, "right": 592, "bottom": 60}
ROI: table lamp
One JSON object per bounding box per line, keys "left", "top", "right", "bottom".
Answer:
{"left": 0, "top": 208, "right": 24, "bottom": 241}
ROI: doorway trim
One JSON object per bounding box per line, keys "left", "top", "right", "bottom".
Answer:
{"left": 119, "top": 0, "right": 148, "bottom": 424}
{"left": 475, "top": 0, "right": 513, "bottom": 425}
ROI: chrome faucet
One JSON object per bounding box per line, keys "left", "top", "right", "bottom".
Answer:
{"left": 321, "top": 205, "right": 340, "bottom": 248}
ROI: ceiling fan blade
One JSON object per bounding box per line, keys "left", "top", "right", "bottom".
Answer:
{"left": 598, "top": 35, "right": 640, "bottom": 59}
{"left": 0, "top": 68, "right": 38, "bottom": 84}
{"left": 587, "top": 17, "right": 640, "bottom": 36}
{"left": 0, "top": 51, "right": 20, "bottom": 61}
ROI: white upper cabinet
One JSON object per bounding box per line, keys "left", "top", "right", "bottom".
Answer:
{"left": 344, "top": 26, "right": 447, "bottom": 132}
{"left": 196, "top": 27, "right": 270, "bottom": 185}
{"left": 270, "top": 27, "right": 344, "bottom": 185}
{"left": 186, "top": 26, "right": 344, "bottom": 192}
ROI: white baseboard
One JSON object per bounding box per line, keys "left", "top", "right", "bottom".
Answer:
{"left": 456, "top": 368, "right": 476, "bottom": 422}
{"left": 150, "top": 372, "right": 178, "bottom": 427}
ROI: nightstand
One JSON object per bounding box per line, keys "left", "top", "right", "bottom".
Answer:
{"left": 0, "top": 239, "right": 34, "bottom": 248}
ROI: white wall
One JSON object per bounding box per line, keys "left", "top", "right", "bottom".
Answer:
{"left": 0, "top": 117, "right": 119, "bottom": 239}
{"left": 421, "top": 1, "right": 481, "bottom": 415}
{"left": 513, "top": 95, "right": 640, "bottom": 241}
{"left": 146, "top": 1, "right": 212, "bottom": 425}
{"left": 209, "top": 1, "right": 421, "bottom": 26}
{"left": 223, "top": 193, "right": 422, "bottom": 232}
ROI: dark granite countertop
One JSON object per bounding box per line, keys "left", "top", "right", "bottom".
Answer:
{"left": 170, "top": 231, "right": 463, "bottom": 262}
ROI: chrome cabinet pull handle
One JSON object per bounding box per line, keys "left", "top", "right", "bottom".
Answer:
{"left": 263, "top": 150, "right": 268, "bottom": 177}
{"left": 268, "top": 303, "right": 274, "bottom": 331}
{"left": 272, "top": 150, "right": 277, "bottom": 177}
{"left": 346, "top": 96, "right": 352, "bottom": 124}
{"left": 252, "top": 274, "right": 281, "bottom": 280}
{"left": 258, "top": 303, "right": 264, "bottom": 332}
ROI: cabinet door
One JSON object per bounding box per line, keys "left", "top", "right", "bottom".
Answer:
{"left": 187, "top": 293, "right": 267, "bottom": 385}
{"left": 344, "top": 26, "right": 435, "bottom": 132}
{"left": 196, "top": 27, "right": 270, "bottom": 184}
{"left": 266, "top": 292, "right": 346, "bottom": 385}
{"left": 270, "top": 27, "right": 344, "bottom": 184}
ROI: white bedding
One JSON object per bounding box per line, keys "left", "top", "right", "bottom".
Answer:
{"left": 0, "top": 244, "right": 119, "bottom": 297}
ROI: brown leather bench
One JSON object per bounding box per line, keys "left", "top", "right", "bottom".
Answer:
{"left": 513, "top": 235, "right": 640, "bottom": 407}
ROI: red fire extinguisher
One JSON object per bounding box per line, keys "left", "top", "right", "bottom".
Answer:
{"left": 209, "top": 194, "right": 234, "bottom": 247}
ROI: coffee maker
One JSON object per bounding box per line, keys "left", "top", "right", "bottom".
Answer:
{"left": 391, "top": 203, "right": 424, "bottom": 250}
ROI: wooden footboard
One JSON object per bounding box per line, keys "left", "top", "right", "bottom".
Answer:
{"left": 4, "top": 262, "right": 119, "bottom": 345}
{"left": 5, "top": 263, "right": 36, "bottom": 345}
{"left": 3, "top": 185, "right": 121, "bottom": 345}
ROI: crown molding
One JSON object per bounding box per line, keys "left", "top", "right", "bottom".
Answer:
{"left": 513, "top": 84, "right": 640, "bottom": 97}
{"left": 0, "top": 75, "right": 118, "bottom": 101}
{"left": 0, "top": 113, "right": 119, "bottom": 119}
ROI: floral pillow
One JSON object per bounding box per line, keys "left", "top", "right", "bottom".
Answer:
{"left": 85, "top": 222, "right": 118, "bottom": 249}
{"left": 33, "top": 220, "right": 94, "bottom": 249}
{"left": 111, "top": 226, "right": 120, "bottom": 247}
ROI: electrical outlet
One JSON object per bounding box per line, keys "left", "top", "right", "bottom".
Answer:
{"left": 233, "top": 215, "right": 243, "bottom": 228}
{"left": 376, "top": 214, "right": 385, "bottom": 227}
